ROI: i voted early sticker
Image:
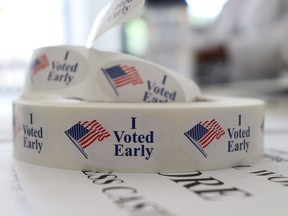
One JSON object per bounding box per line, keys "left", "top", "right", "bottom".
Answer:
{"left": 28, "top": 47, "right": 89, "bottom": 90}
{"left": 13, "top": 108, "right": 53, "bottom": 158}
{"left": 96, "top": 60, "right": 186, "bottom": 102}
{"left": 179, "top": 112, "right": 261, "bottom": 166}
{"left": 62, "top": 112, "right": 170, "bottom": 169}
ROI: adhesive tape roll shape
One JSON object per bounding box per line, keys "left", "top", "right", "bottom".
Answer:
{"left": 15, "top": 44, "right": 265, "bottom": 172}
{"left": 14, "top": 0, "right": 265, "bottom": 173}
{"left": 13, "top": 96, "right": 265, "bottom": 173}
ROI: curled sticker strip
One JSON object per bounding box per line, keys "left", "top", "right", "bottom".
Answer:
{"left": 86, "top": 0, "right": 146, "bottom": 47}
{"left": 22, "top": 45, "right": 200, "bottom": 102}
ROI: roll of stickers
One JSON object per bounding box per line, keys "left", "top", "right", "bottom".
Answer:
{"left": 13, "top": 96, "right": 265, "bottom": 173}
{"left": 14, "top": 0, "right": 265, "bottom": 173}
{"left": 22, "top": 46, "right": 200, "bottom": 102}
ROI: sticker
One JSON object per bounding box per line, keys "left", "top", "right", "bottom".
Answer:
{"left": 29, "top": 47, "right": 89, "bottom": 90}
{"left": 179, "top": 112, "right": 260, "bottom": 166}
{"left": 86, "top": 0, "right": 145, "bottom": 46}
{"left": 13, "top": 107, "right": 53, "bottom": 157}
{"left": 13, "top": 105, "right": 22, "bottom": 141}
{"left": 62, "top": 112, "right": 170, "bottom": 169}
{"left": 96, "top": 60, "right": 186, "bottom": 102}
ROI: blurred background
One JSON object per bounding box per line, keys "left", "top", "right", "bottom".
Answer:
{"left": 1, "top": 0, "right": 288, "bottom": 141}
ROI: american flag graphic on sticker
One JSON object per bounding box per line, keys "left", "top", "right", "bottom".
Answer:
{"left": 13, "top": 114, "right": 22, "bottom": 139}
{"left": 184, "top": 119, "right": 225, "bottom": 158}
{"left": 102, "top": 64, "right": 144, "bottom": 96}
{"left": 30, "top": 54, "right": 49, "bottom": 77}
{"left": 65, "top": 120, "right": 111, "bottom": 159}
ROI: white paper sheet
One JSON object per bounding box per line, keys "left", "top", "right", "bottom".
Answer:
{"left": 1, "top": 137, "right": 288, "bottom": 215}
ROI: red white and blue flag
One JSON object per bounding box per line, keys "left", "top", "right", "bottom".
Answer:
{"left": 102, "top": 65, "right": 143, "bottom": 96}
{"left": 184, "top": 119, "right": 225, "bottom": 158}
{"left": 65, "top": 120, "right": 110, "bottom": 158}
{"left": 13, "top": 114, "right": 22, "bottom": 139}
{"left": 30, "top": 54, "right": 49, "bottom": 77}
